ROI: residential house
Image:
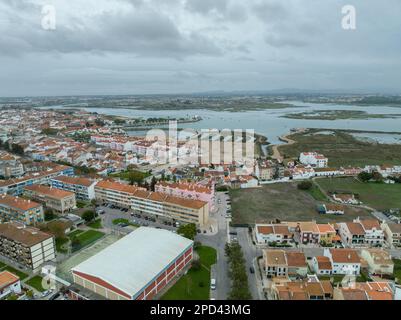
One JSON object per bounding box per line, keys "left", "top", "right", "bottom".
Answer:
{"left": 286, "top": 251, "right": 308, "bottom": 278}
{"left": 317, "top": 224, "right": 337, "bottom": 245}
{"left": 338, "top": 222, "right": 365, "bottom": 247}
{"left": 312, "top": 256, "right": 333, "bottom": 275}
{"left": 360, "top": 249, "right": 394, "bottom": 276}
{"left": 263, "top": 249, "right": 307, "bottom": 278}
{"left": 332, "top": 193, "right": 360, "bottom": 205}
{"left": 355, "top": 218, "right": 384, "bottom": 246}
{"left": 381, "top": 222, "right": 401, "bottom": 247}
{"left": 254, "top": 224, "right": 293, "bottom": 245}
{"left": 324, "top": 248, "right": 361, "bottom": 275}
{"left": 0, "top": 271, "right": 21, "bottom": 299}
{"left": 297, "top": 221, "right": 320, "bottom": 244}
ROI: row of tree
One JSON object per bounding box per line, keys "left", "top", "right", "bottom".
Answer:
{"left": 225, "top": 242, "right": 252, "bottom": 300}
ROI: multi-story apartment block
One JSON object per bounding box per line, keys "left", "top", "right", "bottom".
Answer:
{"left": 0, "top": 194, "right": 44, "bottom": 225}
{"left": 0, "top": 222, "right": 55, "bottom": 271}
{"left": 51, "top": 176, "right": 97, "bottom": 201}
{"left": 95, "top": 180, "right": 141, "bottom": 208}
{"left": 95, "top": 180, "right": 209, "bottom": 227}
{"left": 0, "top": 165, "right": 74, "bottom": 196}
{"left": 155, "top": 181, "right": 215, "bottom": 210}
{"left": 24, "top": 184, "right": 76, "bottom": 214}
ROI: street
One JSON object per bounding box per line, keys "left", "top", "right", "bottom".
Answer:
{"left": 197, "top": 191, "right": 231, "bottom": 300}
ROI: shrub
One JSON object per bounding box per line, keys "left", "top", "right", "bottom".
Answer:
{"left": 298, "top": 181, "right": 313, "bottom": 190}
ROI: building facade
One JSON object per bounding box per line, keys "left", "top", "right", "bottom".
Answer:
{"left": 0, "top": 194, "right": 44, "bottom": 225}
{"left": 24, "top": 184, "right": 76, "bottom": 214}
{"left": 51, "top": 176, "right": 97, "bottom": 201}
{"left": 71, "top": 228, "right": 193, "bottom": 300}
{"left": 0, "top": 222, "right": 55, "bottom": 271}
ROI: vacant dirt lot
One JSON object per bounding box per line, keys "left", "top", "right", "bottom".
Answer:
{"left": 230, "top": 182, "right": 371, "bottom": 225}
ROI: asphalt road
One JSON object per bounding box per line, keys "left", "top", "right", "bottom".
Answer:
{"left": 197, "top": 192, "right": 231, "bottom": 300}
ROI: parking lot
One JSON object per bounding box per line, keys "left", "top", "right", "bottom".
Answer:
{"left": 96, "top": 203, "right": 209, "bottom": 235}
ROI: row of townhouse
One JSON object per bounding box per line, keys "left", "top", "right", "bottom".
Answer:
{"left": 256, "top": 218, "right": 392, "bottom": 248}
{"left": 263, "top": 247, "right": 375, "bottom": 278}
{"left": 0, "top": 165, "right": 74, "bottom": 196}
{"left": 254, "top": 218, "right": 401, "bottom": 248}
{"left": 0, "top": 222, "right": 55, "bottom": 271}
{"left": 94, "top": 180, "right": 210, "bottom": 227}
{"left": 272, "top": 275, "right": 397, "bottom": 300}
{"left": 338, "top": 218, "right": 385, "bottom": 247}
{"left": 255, "top": 221, "right": 339, "bottom": 246}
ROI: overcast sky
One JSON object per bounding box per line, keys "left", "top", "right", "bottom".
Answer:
{"left": 0, "top": 0, "right": 400, "bottom": 97}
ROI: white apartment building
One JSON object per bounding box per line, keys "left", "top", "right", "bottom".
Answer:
{"left": 51, "top": 176, "right": 97, "bottom": 200}
{"left": 299, "top": 152, "right": 328, "bottom": 168}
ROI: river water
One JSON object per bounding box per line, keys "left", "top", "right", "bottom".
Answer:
{"left": 42, "top": 101, "right": 401, "bottom": 145}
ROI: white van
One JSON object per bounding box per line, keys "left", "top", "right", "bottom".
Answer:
{"left": 210, "top": 279, "right": 216, "bottom": 290}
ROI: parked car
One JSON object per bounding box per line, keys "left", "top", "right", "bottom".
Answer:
{"left": 249, "top": 267, "right": 255, "bottom": 274}
{"left": 210, "top": 279, "right": 217, "bottom": 290}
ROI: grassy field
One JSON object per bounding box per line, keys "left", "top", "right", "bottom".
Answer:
{"left": 88, "top": 219, "right": 103, "bottom": 229}
{"left": 278, "top": 129, "right": 401, "bottom": 167}
{"left": 162, "top": 246, "right": 217, "bottom": 300}
{"left": 230, "top": 183, "right": 371, "bottom": 224}
{"left": 0, "top": 265, "right": 29, "bottom": 280}
{"left": 317, "top": 177, "right": 401, "bottom": 211}
{"left": 55, "top": 237, "right": 69, "bottom": 253}
{"left": 25, "top": 276, "right": 45, "bottom": 292}
{"left": 69, "top": 230, "right": 105, "bottom": 252}
{"left": 112, "top": 218, "right": 139, "bottom": 227}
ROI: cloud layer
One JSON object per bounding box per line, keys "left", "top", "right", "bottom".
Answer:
{"left": 0, "top": 0, "right": 400, "bottom": 96}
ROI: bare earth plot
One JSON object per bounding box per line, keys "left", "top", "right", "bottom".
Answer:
{"left": 230, "top": 183, "right": 371, "bottom": 225}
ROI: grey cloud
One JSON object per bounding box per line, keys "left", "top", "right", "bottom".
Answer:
{"left": 0, "top": 1, "right": 222, "bottom": 58}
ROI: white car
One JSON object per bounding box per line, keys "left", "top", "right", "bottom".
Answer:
{"left": 210, "top": 279, "right": 217, "bottom": 290}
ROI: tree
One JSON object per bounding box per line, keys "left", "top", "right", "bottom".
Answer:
{"left": 44, "top": 209, "right": 55, "bottom": 221}
{"left": 82, "top": 210, "right": 96, "bottom": 222}
{"left": 150, "top": 176, "right": 157, "bottom": 192}
{"left": 177, "top": 223, "right": 197, "bottom": 240}
{"left": 358, "top": 171, "right": 373, "bottom": 182}
{"left": 372, "top": 171, "right": 383, "bottom": 182}
{"left": 297, "top": 181, "right": 313, "bottom": 190}
{"left": 128, "top": 170, "right": 145, "bottom": 186}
